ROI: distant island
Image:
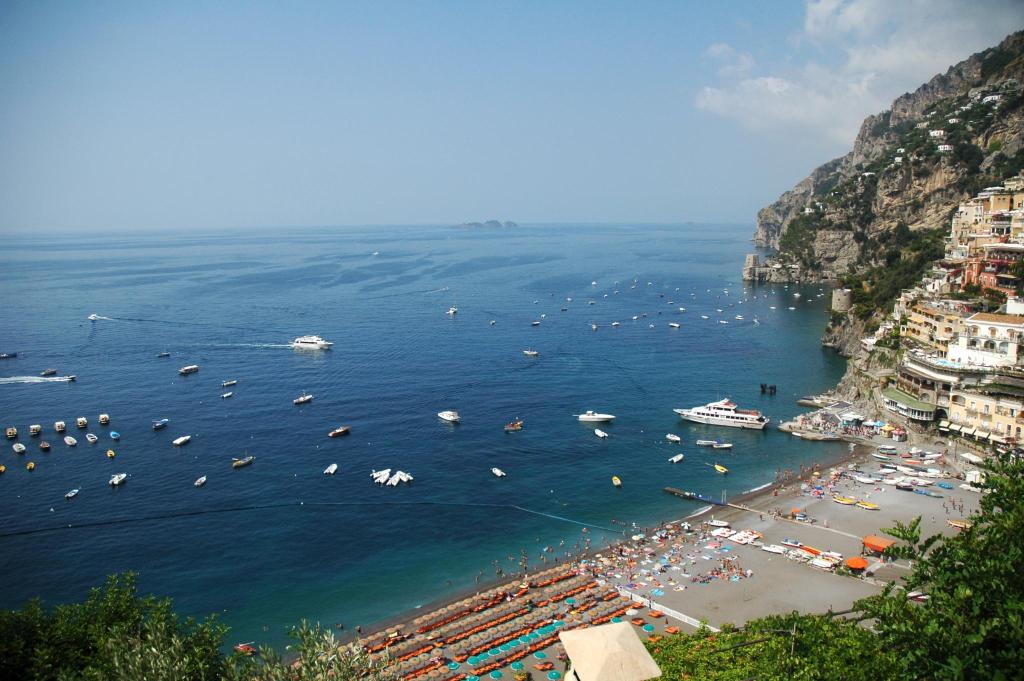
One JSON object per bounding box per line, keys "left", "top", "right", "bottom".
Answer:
{"left": 454, "top": 220, "right": 517, "bottom": 228}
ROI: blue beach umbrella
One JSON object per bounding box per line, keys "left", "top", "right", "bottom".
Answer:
{"left": 642, "top": 624, "right": 655, "bottom": 632}
{"left": 611, "top": 617, "right": 622, "bottom": 623}
{"left": 511, "top": 662, "right": 525, "bottom": 671}
{"left": 490, "top": 671, "right": 503, "bottom": 679}
{"left": 518, "top": 636, "right": 531, "bottom": 644}
{"left": 477, "top": 652, "right": 489, "bottom": 660}
{"left": 499, "top": 643, "right": 511, "bottom": 652}
{"left": 448, "top": 661, "right": 461, "bottom": 670}
{"left": 468, "top": 656, "right": 480, "bottom": 665}
{"left": 467, "top": 677, "right": 480, "bottom": 681}
{"left": 533, "top": 651, "right": 547, "bottom": 659}
{"left": 548, "top": 672, "right": 562, "bottom": 680}
{"left": 489, "top": 648, "right": 501, "bottom": 656}
{"left": 565, "top": 598, "right": 576, "bottom": 605}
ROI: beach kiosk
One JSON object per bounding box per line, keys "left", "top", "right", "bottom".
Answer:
{"left": 558, "top": 621, "right": 661, "bottom": 681}
{"left": 862, "top": 535, "right": 896, "bottom": 556}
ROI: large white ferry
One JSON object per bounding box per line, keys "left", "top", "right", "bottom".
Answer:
{"left": 674, "top": 398, "right": 769, "bottom": 430}
{"left": 291, "top": 335, "right": 333, "bottom": 350}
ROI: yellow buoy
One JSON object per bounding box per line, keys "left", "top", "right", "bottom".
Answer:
{"left": 26, "top": 461, "right": 35, "bottom": 471}
{"left": 107, "top": 449, "right": 116, "bottom": 459}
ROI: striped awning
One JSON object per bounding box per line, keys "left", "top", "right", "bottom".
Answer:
{"left": 961, "top": 427, "right": 977, "bottom": 436}
{"left": 938, "top": 420, "right": 950, "bottom": 429}
{"left": 949, "top": 424, "right": 963, "bottom": 432}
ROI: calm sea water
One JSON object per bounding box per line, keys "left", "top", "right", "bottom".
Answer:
{"left": 0, "top": 223, "right": 846, "bottom": 646}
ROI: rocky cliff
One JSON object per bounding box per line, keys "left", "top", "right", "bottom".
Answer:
{"left": 753, "top": 30, "right": 1024, "bottom": 279}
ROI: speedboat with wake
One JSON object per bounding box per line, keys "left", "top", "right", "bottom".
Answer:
{"left": 291, "top": 335, "right": 333, "bottom": 350}
{"left": 328, "top": 425, "right": 351, "bottom": 437}
{"left": 109, "top": 473, "right": 127, "bottom": 486}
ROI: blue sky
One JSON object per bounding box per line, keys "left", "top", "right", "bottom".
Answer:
{"left": 1, "top": 1, "right": 1021, "bottom": 232}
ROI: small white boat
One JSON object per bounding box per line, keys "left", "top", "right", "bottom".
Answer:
{"left": 707, "top": 519, "right": 730, "bottom": 528}
{"left": 577, "top": 411, "right": 615, "bottom": 422}
{"left": 611, "top": 321, "right": 620, "bottom": 327}
{"left": 293, "top": 394, "right": 313, "bottom": 405}
{"left": 438, "top": 410, "right": 460, "bottom": 423}
{"left": 172, "top": 435, "right": 191, "bottom": 446}
{"left": 222, "top": 380, "right": 238, "bottom": 387}
{"left": 178, "top": 365, "right": 200, "bottom": 375}
{"left": 371, "top": 468, "right": 391, "bottom": 484}
{"left": 523, "top": 350, "right": 539, "bottom": 357}
{"left": 718, "top": 320, "right": 729, "bottom": 325}
{"left": 695, "top": 439, "right": 717, "bottom": 446}
{"left": 447, "top": 306, "right": 458, "bottom": 316}
{"left": 64, "top": 436, "right": 77, "bottom": 446}
{"left": 324, "top": 463, "right": 338, "bottom": 475}
{"left": 109, "top": 473, "right": 127, "bottom": 486}
{"left": 88, "top": 313, "right": 100, "bottom": 321}
{"left": 734, "top": 315, "right": 743, "bottom": 320}
{"left": 712, "top": 442, "right": 733, "bottom": 450}
{"left": 291, "top": 335, "right": 333, "bottom": 350}
{"left": 29, "top": 424, "right": 42, "bottom": 436}
{"left": 591, "top": 324, "right": 598, "bottom": 331}
{"left": 54, "top": 421, "right": 66, "bottom": 432}
{"left": 594, "top": 428, "right": 609, "bottom": 439}
{"left": 12, "top": 443, "right": 26, "bottom": 454}
{"left": 761, "top": 544, "right": 786, "bottom": 555}
{"left": 669, "top": 322, "right": 680, "bottom": 329}
{"left": 668, "top": 453, "right": 684, "bottom": 464}
{"left": 85, "top": 433, "right": 98, "bottom": 444}
{"left": 98, "top": 413, "right": 110, "bottom": 425}
{"left": 491, "top": 467, "right": 506, "bottom": 477}
{"left": 531, "top": 320, "right": 541, "bottom": 326}
{"left": 665, "top": 433, "right": 681, "bottom": 443}
{"left": 65, "top": 488, "right": 80, "bottom": 499}
{"left": 221, "top": 392, "right": 233, "bottom": 399}
{"left": 194, "top": 476, "right": 207, "bottom": 487}
{"left": 76, "top": 417, "right": 88, "bottom": 429}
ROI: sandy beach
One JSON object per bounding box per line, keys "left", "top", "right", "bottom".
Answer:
{"left": 355, "top": 432, "right": 983, "bottom": 680}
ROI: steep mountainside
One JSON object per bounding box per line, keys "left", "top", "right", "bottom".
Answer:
{"left": 754, "top": 31, "right": 1024, "bottom": 282}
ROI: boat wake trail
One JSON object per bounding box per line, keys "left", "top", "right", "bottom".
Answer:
{"left": 210, "top": 343, "right": 293, "bottom": 349}
{"left": 0, "top": 376, "right": 76, "bottom": 385}
{"left": 0, "top": 501, "right": 623, "bottom": 539}
{"left": 89, "top": 315, "right": 115, "bottom": 321}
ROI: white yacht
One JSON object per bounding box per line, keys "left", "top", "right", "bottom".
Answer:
{"left": 291, "top": 335, "right": 333, "bottom": 350}
{"left": 438, "top": 410, "right": 461, "bottom": 423}
{"left": 109, "top": 473, "right": 127, "bottom": 486}
{"left": 523, "top": 349, "right": 539, "bottom": 357}
{"left": 669, "top": 322, "right": 680, "bottom": 329}
{"left": 293, "top": 394, "right": 313, "bottom": 405}
{"left": 491, "top": 467, "right": 506, "bottom": 477}
{"left": 594, "top": 428, "right": 609, "bottom": 439}
{"left": 324, "top": 463, "right": 338, "bottom": 475}
{"left": 172, "top": 435, "right": 191, "bottom": 446}
{"left": 674, "top": 399, "right": 768, "bottom": 430}
{"left": 577, "top": 411, "right": 614, "bottom": 422}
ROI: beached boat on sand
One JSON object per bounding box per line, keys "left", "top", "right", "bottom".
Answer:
{"left": 761, "top": 544, "right": 786, "bottom": 554}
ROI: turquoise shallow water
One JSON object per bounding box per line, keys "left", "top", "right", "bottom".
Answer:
{"left": 0, "top": 223, "right": 846, "bottom": 647}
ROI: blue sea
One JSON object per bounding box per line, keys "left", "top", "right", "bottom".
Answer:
{"left": 0, "top": 223, "right": 846, "bottom": 647}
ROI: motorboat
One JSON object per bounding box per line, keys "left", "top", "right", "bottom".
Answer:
{"left": 371, "top": 469, "right": 391, "bottom": 484}
{"left": 29, "top": 424, "right": 41, "bottom": 436}
{"left": 292, "top": 335, "right": 334, "bottom": 349}
{"left": 665, "top": 433, "right": 681, "bottom": 443}
{"left": 669, "top": 322, "right": 680, "bottom": 329}
{"left": 329, "top": 426, "right": 351, "bottom": 437}
{"left": 491, "top": 467, "right": 506, "bottom": 477}
{"left": 856, "top": 501, "right": 880, "bottom": 511}
{"left": 64, "top": 375, "right": 76, "bottom": 381}
{"left": 222, "top": 380, "right": 238, "bottom": 387}
{"left": 0, "top": 352, "right": 17, "bottom": 359}
{"left": 523, "top": 349, "right": 540, "bottom": 357}
{"left": 712, "top": 442, "right": 733, "bottom": 449}
{"left": 714, "top": 464, "right": 728, "bottom": 474}
{"left": 194, "top": 476, "right": 207, "bottom": 487}
{"left": 65, "top": 489, "right": 79, "bottom": 500}
{"left": 64, "top": 436, "right": 77, "bottom": 446}
{"left": 531, "top": 321, "right": 541, "bottom": 326}
{"left": 12, "top": 443, "right": 25, "bottom": 454}
{"left": 5, "top": 427, "right": 16, "bottom": 439}
{"left": 707, "top": 519, "right": 730, "bottom": 528}
{"left": 594, "top": 428, "right": 609, "bottom": 439}
{"left": 106, "top": 449, "right": 116, "bottom": 459}
{"left": 221, "top": 392, "right": 233, "bottom": 399}
{"left": 504, "top": 419, "right": 523, "bottom": 432}
{"left": 447, "top": 306, "right": 458, "bottom": 316}
{"left": 668, "top": 453, "right": 684, "bottom": 464}
{"left": 157, "top": 352, "right": 171, "bottom": 358}
{"left": 576, "top": 411, "right": 614, "bottom": 422}
{"left": 39, "top": 441, "right": 50, "bottom": 451}
{"left": 76, "top": 417, "right": 88, "bottom": 428}
{"left": 178, "top": 365, "right": 200, "bottom": 375}
{"left": 152, "top": 418, "right": 169, "bottom": 430}
{"left": 99, "top": 413, "right": 110, "bottom": 425}
{"left": 85, "top": 433, "right": 98, "bottom": 444}
{"left": 40, "top": 369, "right": 57, "bottom": 376}
{"left": 324, "top": 463, "right": 338, "bottom": 475}
{"left": 232, "top": 456, "right": 255, "bottom": 469}
{"left": 109, "top": 473, "right": 127, "bottom": 486}
{"left": 695, "top": 439, "right": 718, "bottom": 446}
{"left": 386, "top": 471, "right": 414, "bottom": 486}
{"left": 0, "top": 465, "right": 5, "bottom": 473}
{"left": 234, "top": 643, "right": 257, "bottom": 656}
{"left": 88, "top": 313, "right": 100, "bottom": 321}
{"left": 700, "top": 315, "right": 709, "bottom": 319}
{"left": 674, "top": 399, "right": 768, "bottom": 430}
{"left": 761, "top": 544, "right": 786, "bottom": 554}
{"left": 438, "top": 410, "right": 461, "bottom": 423}
{"left": 877, "top": 445, "right": 898, "bottom": 455}
{"left": 293, "top": 394, "right": 313, "bottom": 405}
{"left": 172, "top": 435, "right": 191, "bottom": 446}
{"left": 611, "top": 476, "right": 622, "bottom": 487}
{"left": 611, "top": 321, "right": 620, "bottom": 327}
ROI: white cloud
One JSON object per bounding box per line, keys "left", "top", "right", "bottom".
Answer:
{"left": 696, "top": 0, "right": 1024, "bottom": 149}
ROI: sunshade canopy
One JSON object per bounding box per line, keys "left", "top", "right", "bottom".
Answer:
{"left": 558, "top": 622, "right": 661, "bottom": 681}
